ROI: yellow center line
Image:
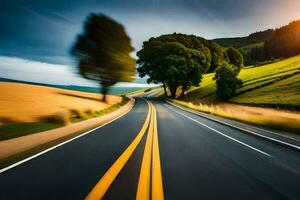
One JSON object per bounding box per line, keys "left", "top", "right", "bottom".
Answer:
{"left": 152, "top": 104, "right": 164, "bottom": 200}
{"left": 136, "top": 101, "right": 164, "bottom": 200}
{"left": 136, "top": 103, "right": 154, "bottom": 200}
{"left": 85, "top": 100, "right": 151, "bottom": 200}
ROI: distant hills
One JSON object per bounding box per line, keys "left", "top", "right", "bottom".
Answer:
{"left": 0, "top": 77, "right": 145, "bottom": 95}
{"left": 213, "top": 20, "right": 300, "bottom": 65}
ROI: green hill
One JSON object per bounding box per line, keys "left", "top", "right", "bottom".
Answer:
{"left": 181, "top": 55, "right": 300, "bottom": 110}
{"left": 213, "top": 29, "right": 273, "bottom": 65}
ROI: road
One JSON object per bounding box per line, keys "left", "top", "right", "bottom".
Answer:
{"left": 0, "top": 97, "right": 300, "bottom": 199}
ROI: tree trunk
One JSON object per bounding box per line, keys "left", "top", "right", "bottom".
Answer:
{"left": 101, "top": 85, "right": 109, "bottom": 102}
{"left": 170, "top": 86, "right": 177, "bottom": 99}
{"left": 162, "top": 81, "right": 167, "bottom": 96}
{"left": 180, "top": 85, "right": 187, "bottom": 99}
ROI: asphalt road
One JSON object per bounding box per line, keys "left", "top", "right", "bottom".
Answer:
{"left": 0, "top": 97, "right": 300, "bottom": 199}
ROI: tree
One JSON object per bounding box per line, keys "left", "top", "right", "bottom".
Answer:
{"left": 71, "top": 14, "right": 135, "bottom": 101}
{"left": 225, "top": 47, "right": 244, "bottom": 72}
{"left": 137, "top": 33, "right": 221, "bottom": 98}
{"left": 214, "top": 62, "right": 243, "bottom": 100}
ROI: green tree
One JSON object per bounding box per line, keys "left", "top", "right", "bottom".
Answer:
{"left": 137, "top": 33, "right": 221, "bottom": 98}
{"left": 215, "top": 62, "right": 243, "bottom": 100}
{"left": 225, "top": 47, "right": 244, "bottom": 72}
{"left": 71, "top": 14, "right": 135, "bottom": 101}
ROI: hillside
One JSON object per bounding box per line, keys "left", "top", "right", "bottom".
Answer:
{"left": 213, "top": 20, "right": 300, "bottom": 66}
{"left": 181, "top": 55, "right": 300, "bottom": 110}
{"left": 213, "top": 29, "right": 273, "bottom": 65}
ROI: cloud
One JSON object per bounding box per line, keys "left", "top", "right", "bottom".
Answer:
{"left": 0, "top": 56, "right": 150, "bottom": 87}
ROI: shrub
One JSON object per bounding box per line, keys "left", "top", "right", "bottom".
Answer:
{"left": 215, "top": 63, "right": 243, "bottom": 100}
{"left": 38, "top": 111, "right": 70, "bottom": 125}
{"left": 69, "top": 109, "right": 84, "bottom": 118}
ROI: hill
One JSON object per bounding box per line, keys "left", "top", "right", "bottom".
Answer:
{"left": 213, "top": 20, "right": 300, "bottom": 65}
{"left": 181, "top": 55, "right": 300, "bottom": 110}
{"left": 213, "top": 29, "right": 273, "bottom": 65}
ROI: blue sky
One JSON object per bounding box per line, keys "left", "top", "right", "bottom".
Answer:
{"left": 1, "top": 0, "right": 300, "bottom": 86}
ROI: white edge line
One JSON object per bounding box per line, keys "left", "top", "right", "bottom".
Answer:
{"left": 0, "top": 101, "right": 135, "bottom": 174}
{"left": 166, "top": 101, "right": 300, "bottom": 151}
{"left": 165, "top": 104, "right": 272, "bottom": 157}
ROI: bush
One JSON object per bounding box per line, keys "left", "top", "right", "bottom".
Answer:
{"left": 38, "top": 111, "right": 70, "bottom": 125}
{"left": 69, "top": 109, "right": 84, "bottom": 118}
{"left": 215, "top": 63, "right": 243, "bottom": 100}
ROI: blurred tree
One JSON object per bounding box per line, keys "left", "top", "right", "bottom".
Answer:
{"left": 71, "top": 14, "right": 135, "bottom": 101}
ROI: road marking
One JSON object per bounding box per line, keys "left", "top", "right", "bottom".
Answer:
{"left": 85, "top": 101, "right": 151, "bottom": 200}
{"left": 151, "top": 104, "right": 164, "bottom": 200}
{"left": 136, "top": 101, "right": 164, "bottom": 200}
{"left": 166, "top": 104, "right": 272, "bottom": 157}
{"left": 136, "top": 103, "right": 154, "bottom": 200}
{"left": 0, "top": 102, "right": 134, "bottom": 174}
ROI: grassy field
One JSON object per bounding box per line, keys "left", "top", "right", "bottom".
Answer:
{"left": 182, "top": 55, "right": 300, "bottom": 110}
{"left": 0, "top": 82, "right": 125, "bottom": 140}
{"left": 0, "top": 82, "right": 122, "bottom": 123}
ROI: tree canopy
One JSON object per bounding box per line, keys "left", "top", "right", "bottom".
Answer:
{"left": 71, "top": 13, "right": 135, "bottom": 101}
{"left": 137, "top": 33, "right": 223, "bottom": 98}
{"left": 215, "top": 62, "right": 243, "bottom": 100}
{"left": 224, "top": 47, "right": 243, "bottom": 72}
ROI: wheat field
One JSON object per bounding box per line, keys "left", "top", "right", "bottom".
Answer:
{"left": 0, "top": 82, "right": 122, "bottom": 122}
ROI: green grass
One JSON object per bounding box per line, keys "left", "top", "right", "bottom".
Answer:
{"left": 0, "top": 122, "right": 62, "bottom": 141}
{"left": 182, "top": 55, "right": 300, "bottom": 110}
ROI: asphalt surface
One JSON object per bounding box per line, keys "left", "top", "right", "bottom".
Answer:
{"left": 1, "top": 97, "right": 300, "bottom": 199}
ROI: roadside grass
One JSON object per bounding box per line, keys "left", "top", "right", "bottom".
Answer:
{"left": 171, "top": 99, "right": 300, "bottom": 134}
{"left": 182, "top": 55, "right": 300, "bottom": 109}
{"left": 0, "top": 97, "right": 130, "bottom": 141}
{"left": 0, "top": 122, "right": 62, "bottom": 141}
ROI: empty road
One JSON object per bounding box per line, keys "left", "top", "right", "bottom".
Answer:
{"left": 1, "top": 97, "right": 300, "bottom": 199}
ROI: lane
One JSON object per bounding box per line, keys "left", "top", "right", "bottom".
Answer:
{"left": 153, "top": 99, "right": 300, "bottom": 200}
{"left": 0, "top": 98, "right": 149, "bottom": 200}
{"left": 164, "top": 101, "right": 300, "bottom": 171}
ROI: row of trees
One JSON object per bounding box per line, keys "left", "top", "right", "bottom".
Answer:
{"left": 250, "top": 20, "right": 300, "bottom": 61}
{"left": 137, "top": 33, "right": 243, "bottom": 100}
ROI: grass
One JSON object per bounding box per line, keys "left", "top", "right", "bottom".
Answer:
{"left": 181, "top": 55, "right": 300, "bottom": 109}
{"left": 0, "top": 122, "right": 62, "bottom": 141}
{"left": 0, "top": 81, "right": 122, "bottom": 122}
{"left": 171, "top": 99, "right": 300, "bottom": 134}
{"left": 70, "top": 97, "right": 129, "bottom": 123}
{"left": 0, "top": 97, "right": 130, "bottom": 141}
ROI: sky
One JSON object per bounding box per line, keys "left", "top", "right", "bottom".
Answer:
{"left": 1, "top": 0, "right": 300, "bottom": 87}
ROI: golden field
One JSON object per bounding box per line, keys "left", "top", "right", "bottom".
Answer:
{"left": 0, "top": 82, "right": 122, "bottom": 123}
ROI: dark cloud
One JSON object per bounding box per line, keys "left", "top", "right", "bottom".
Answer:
{"left": 0, "top": 0, "right": 295, "bottom": 65}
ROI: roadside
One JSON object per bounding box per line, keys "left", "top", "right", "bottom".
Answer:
{"left": 166, "top": 99, "right": 300, "bottom": 151}
{"left": 0, "top": 98, "right": 134, "bottom": 169}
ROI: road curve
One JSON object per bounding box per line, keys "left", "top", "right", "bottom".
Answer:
{"left": 0, "top": 97, "right": 299, "bottom": 200}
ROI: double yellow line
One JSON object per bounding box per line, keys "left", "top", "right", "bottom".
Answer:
{"left": 85, "top": 100, "right": 164, "bottom": 200}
